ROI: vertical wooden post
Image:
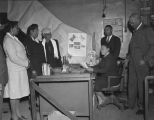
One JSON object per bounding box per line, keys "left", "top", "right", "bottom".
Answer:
{"left": 89, "top": 74, "right": 94, "bottom": 120}
{"left": 144, "top": 76, "right": 149, "bottom": 120}
{"left": 30, "top": 80, "right": 37, "bottom": 120}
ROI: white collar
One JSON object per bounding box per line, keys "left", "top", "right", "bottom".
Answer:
{"left": 42, "top": 38, "right": 59, "bottom": 59}
{"left": 42, "top": 38, "right": 54, "bottom": 45}
{"left": 7, "top": 32, "right": 16, "bottom": 39}
{"left": 107, "top": 35, "right": 112, "bottom": 39}
{"left": 7, "top": 32, "right": 20, "bottom": 42}
{"left": 7, "top": 32, "right": 25, "bottom": 48}
{"left": 31, "top": 37, "right": 39, "bottom": 43}
{"left": 42, "top": 38, "right": 46, "bottom": 46}
{"left": 136, "top": 22, "right": 142, "bottom": 30}
{"left": 104, "top": 52, "right": 109, "bottom": 57}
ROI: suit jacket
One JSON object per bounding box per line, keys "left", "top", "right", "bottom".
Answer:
{"left": 93, "top": 53, "right": 118, "bottom": 76}
{"left": 3, "top": 33, "right": 28, "bottom": 71}
{"left": 0, "top": 45, "right": 8, "bottom": 85}
{"left": 93, "top": 53, "right": 118, "bottom": 91}
{"left": 101, "top": 35, "right": 121, "bottom": 59}
{"left": 129, "top": 24, "right": 154, "bottom": 67}
{"left": 27, "top": 37, "right": 46, "bottom": 76}
{"left": 42, "top": 38, "right": 62, "bottom": 68}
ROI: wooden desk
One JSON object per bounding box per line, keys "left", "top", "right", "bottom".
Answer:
{"left": 144, "top": 76, "right": 154, "bottom": 120}
{"left": 31, "top": 73, "right": 94, "bottom": 120}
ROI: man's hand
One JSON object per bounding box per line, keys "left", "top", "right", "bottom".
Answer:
{"left": 139, "top": 60, "right": 145, "bottom": 65}
{"left": 86, "top": 67, "right": 93, "bottom": 72}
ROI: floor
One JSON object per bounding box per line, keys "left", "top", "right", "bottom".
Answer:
{"left": 2, "top": 94, "right": 154, "bottom": 120}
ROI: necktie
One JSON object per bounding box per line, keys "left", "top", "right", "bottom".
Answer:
{"left": 106, "top": 36, "right": 110, "bottom": 43}
{"left": 45, "top": 41, "right": 53, "bottom": 64}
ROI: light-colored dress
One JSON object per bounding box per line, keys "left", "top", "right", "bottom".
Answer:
{"left": 3, "top": 33, "right": 30, "bottom": 99}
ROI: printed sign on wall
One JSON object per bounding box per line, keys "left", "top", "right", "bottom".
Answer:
{"left": 68, "top": 33, "right": 87, "bottom": 56}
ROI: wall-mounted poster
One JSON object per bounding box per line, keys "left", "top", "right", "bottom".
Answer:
{"left": 68, "top": 33, "right": 87, "bottom": 56}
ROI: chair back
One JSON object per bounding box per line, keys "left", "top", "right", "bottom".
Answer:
{"left": 103, "top": 58, "right": 126, "bottom": 92}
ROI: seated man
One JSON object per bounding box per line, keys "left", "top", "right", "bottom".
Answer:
{"left": 41, "top": 28, "right": 62, "bottom": 68}
{"left": 86, "top": 43, "right": 119, "bottom": 107}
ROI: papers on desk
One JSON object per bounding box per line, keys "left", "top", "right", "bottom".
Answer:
{"left": 80, "top": 62, "right": 88, "bottom": 69}
{"left": 85, "top": 50, "right": 97, "bottom": 66}
{"left": 70, "top": 67, "right": 86, "bottom": 73}
{"left": 52, "top": 65, "right": 86, "bottom": 74}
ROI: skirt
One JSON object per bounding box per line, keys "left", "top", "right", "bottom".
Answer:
{"left": 4, "top": 69, "right": 30, "bottom": 99}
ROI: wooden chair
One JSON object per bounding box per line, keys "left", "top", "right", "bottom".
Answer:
{"left": 144, "top": 68, "right": 154, "bottom": 120}
{"left": 100, "top": 59, "right": 127, "bottom": 110}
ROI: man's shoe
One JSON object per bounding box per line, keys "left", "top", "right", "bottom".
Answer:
{"left": 136, "top": 109, "right": 144, "bottom": 115}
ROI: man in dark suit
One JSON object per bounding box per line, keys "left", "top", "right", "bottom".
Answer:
{"left": 101, "top": 25, "right": 121, "bottom": 59}
{"left": 128, "top": 13, "right": 154, "bottom": 114}
{"left": 0, "top": 45, "right": 8, "bottom": 119}
{"left": 41, "top": 28, "right": 62, "bottom": 68}
{"left": 86, "top": 43, "right": 120, "bottom": 108}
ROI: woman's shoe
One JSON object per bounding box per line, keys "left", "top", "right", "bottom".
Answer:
{"left": 18, "top": 116, "right": 28, "bottom": 120}
{"left": 96, "top": 97, "right": 112, "bottom": 110}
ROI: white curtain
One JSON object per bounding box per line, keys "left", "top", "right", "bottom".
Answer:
{"left": 7, "top": 0, "right": 92, "bottom": 63}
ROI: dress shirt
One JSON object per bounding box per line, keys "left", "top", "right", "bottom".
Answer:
{"left": 136, "top": 22, "right": 142, "bottom": 31}
{"left": 106, "top": 35, "right": 113, "bottom": 43}
{"left": 50, "top": 39, "right": 59, "bottom": 58}
{"left": 42, "top": 38, "right": 59, "bottom": 62}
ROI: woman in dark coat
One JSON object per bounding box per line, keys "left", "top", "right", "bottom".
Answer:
{"left": 26, "top": 24, "right": 45, "bottom": 77}
{"left": 86, "top": 43, "right": 119, "bottom": 106}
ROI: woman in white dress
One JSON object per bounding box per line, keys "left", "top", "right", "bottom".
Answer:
{"left": 3, "top": 21, "right": 30, "bottom": 120}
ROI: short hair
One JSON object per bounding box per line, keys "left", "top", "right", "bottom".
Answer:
{"left": 5, "top": 21, "right": 18, "bottom": 33}
{"left": 105, "top": 25, "right": 113, "bottom": 30}
{"left": 100, "top": 43, "right": 110, "bottom": 57}
{"left": 27, "top": 24, "right": 38, "bottom": 36}
{"left": 130, "top": 13, "right": 141, "bottom": 20}
{"left": 101, "top": 43, "right": 110, "bottom": 49}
